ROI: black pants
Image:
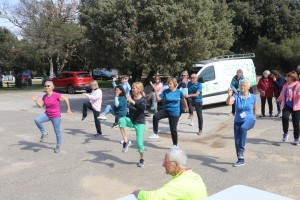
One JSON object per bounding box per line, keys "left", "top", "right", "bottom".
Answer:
{"left": 82, "top": 101, "right": 102, "bottom": 134}
{"left": 231, "top": 104, "right": 235, "bottom": 114}
{"left": 261, "top": 97, "right": 273, "bottom": 115}
{"left": 153, "top": 109, "right": 179, "bottom": 145}
{"left": 282, "top": 106, "right": 300, "bottom": 139}
{"left": 187, "top": 98, "right": 203, "bottom": 131}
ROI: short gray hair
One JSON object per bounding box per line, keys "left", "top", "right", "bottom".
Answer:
{"left": 263, "top": 70, "right": 270, "bottom": 76}
{"left": 241, "top": 79, "right": 250, "bottom": 85}
{"left": 44, "top": 81, "right": 54, "bottom": 90}
{"left": 167, "top": 147, "right": 187, "bottom": 167}
{"left": 237, "top": 69, "right": 243, "bottom": 74}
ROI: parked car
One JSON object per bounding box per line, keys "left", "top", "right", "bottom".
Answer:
{"left": 21, "top": 70, "right": 32, "bottom": 86}
{"left": 49, "top": 71, "right": 93, "bottom": 94}
{"left": 92, "top": 69, "right": 115, "bottom": 80}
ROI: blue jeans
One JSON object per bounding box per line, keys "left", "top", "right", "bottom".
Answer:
{"left": 234, "top": 119, "right": 256, "bottom": 161}
{"left": 34, "top": 113, "right": 62, "bottom": 146}
{"left": 101, "top": 105, "right": 116, "bottom": 116}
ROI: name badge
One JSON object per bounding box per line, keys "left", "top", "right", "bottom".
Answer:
{"left": 240, "top": 112, "right": 246, "bottom": 118}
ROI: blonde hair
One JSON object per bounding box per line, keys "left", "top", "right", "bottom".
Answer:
{"left": 167, "top": 77, "right": 178, "bottom": 87}
{"left": 44, "top": 81, "right": 54, "bottom": 90}
{"left": 132, "top": 82, "right": 145, "bottom": 97}
{"left": 90, "top": 80, "right": 99, "bottom": 89}
{"left": 181, "top": 70, "right": 189, "bottom": 78}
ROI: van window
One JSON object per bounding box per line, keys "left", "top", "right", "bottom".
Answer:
{"left": 199, "top": 65, "right": 215, "bottom": 82}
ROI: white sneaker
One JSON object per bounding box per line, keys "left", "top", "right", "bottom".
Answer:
{"left": 189, "top": 121, "right": 194, "bottom": 126}
{"left": 148, "top": 133, "right": 159, "bottom": 139}
{"left": 97, "top": 115, "right": 107, "bottom": 120}
{"left": 172, "top": 145, "right": 179, "bottom": 149}
{"left": 120, "top": 140, "right": 124, "bottom": 144}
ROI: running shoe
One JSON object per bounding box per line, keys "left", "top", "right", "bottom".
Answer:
{"left": 189, "top": 121, "right": 194, "bottom": 126}
{"left": 282, "top": 133, "right": 289, "bottom": 142}
{"left": 40, "top": 133, "right": 48, "bottom": 142}
{"left": 122, "top": 141, "right": 131, "bottom": 152}
{"left": 148, "top": 133, "right": 159, "bottom": 139}
{"left": 233, "top": 161, "right": 245, "bottom": 167}
{"left": 111, "top": 123, "right": 118, "bottom": 128}
{"left": 137, "top": 159, "right": 145, "bottom": 167}
{"left": 292, "top": 139, "right": 299, "bottom": 146}
{"left": 97, "top": 115, "right": 107, "bottom": 120}
{"left": 54, "top": 146, "right": 61, "bottom": 153}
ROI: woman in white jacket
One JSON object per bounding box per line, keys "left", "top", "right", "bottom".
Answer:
{"left": 82, "top": 80, "right": 103, "bottom": 136}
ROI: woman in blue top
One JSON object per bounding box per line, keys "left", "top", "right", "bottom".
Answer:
{"left": 226, "top": 79, "right": 256, "bottom": 167}
{"left": 98, "top": 85, "right": 127, "bottom": 126}
{"left": 148, "top": 77, "right": 188, "bottom": 147}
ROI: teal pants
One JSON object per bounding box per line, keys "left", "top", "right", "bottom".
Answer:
{"left": 119, "top": 117, "right": 145, "bottom": 152}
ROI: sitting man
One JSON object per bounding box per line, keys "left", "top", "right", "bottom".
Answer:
{"left": 133, "top": 147, "right": 208, "bottom": 200}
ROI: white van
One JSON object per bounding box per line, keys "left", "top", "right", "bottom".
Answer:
{"left": 190, "top": 53, "right": 257, "bottom": 105}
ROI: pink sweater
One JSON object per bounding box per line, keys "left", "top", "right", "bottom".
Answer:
{"left": 278, "top": 82, "right": 300, "bottom": 111}
{"left": 86, "top": 88, "right": 102, "bottom": 111}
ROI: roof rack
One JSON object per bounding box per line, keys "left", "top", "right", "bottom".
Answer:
{"left": 211, "top": 53, "right": 255, "bottom": 60}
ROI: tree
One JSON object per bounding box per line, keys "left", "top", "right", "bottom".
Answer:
{"left": 0, "top": 27, "right": 18, "bottom": 72}
{"left": 255, "top": 36, "right": 300, "bottom": 73}
{"left": 79, "top": 0, "right": 234, "bottom": 82}
{"left": 227, "top": 0, "right": 300, "bottom": 53}
{"left": 0, "top": 0, "right": 84, "bottom": 77}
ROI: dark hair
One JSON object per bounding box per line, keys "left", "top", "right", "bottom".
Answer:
{"left": 271, "top": 70, "right": 281, "bottom": 78}
{"left": 115, "top": 85, "right": 126, "bottom": 96}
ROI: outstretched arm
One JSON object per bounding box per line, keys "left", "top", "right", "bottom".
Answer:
{"left": 32, "top": 95, "right": 44, "bottom": 108}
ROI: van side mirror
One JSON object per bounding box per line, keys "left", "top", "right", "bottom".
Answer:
{"left": 198, "top": 77, "right": 204, "bottom": 83}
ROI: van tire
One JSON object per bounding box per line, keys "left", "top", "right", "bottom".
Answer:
{"left": 67, "top": 85, "right": 75, "bottom": 94}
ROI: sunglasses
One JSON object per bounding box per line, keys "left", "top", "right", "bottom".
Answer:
{"left": 44, "top": 85, "right": 50, "bottom": 88}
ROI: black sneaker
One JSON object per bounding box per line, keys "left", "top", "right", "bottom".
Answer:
{"left": 111, "top": 123, "right": 118, "bottom": 128}
{"left": 40, "top": 133, "right": 48, "bottom": 142}
{"left": 122, "top": 141, "right": 131, "bottom": 152}
{"left": 94, "top": 133, "right": 102, "bottom": 137}
{"left": 137, "top": 159, "right": 145, "bottom": 167}
{"left": 82, "top": 116, "right": 86, "bottom": 121}
{"left": 233, "top": 161, "right": 245, "bottom": 167}
{"left": 259, "top": 114, "right": 265, "bottom": 118}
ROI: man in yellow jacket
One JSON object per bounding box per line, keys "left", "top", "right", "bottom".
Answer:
{"left": 133, "top": 147, "right": 208, "bottom": 200}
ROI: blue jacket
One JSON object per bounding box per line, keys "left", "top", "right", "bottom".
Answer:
{"left": 230, "top": 75, "right": 245, "bottom": 92}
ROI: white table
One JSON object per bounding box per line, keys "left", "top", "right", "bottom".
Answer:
{"left": 206, "top": 185, "right": 294, "bottom": 200}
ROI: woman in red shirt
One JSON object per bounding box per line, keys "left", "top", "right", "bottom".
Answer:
{"left": 257, "top": 70, "right": 275, "bottom": 117}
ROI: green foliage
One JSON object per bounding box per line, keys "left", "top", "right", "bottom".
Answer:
{"left": 80, "top": 0, "right": 234, "bottom": 81}
{"left": 228, "top": 0, "right": 300, "bottom": 53}
{"left": 255, "top": 36, "right": 300, "bottom": 73}
{"left": 0, "top": 27, "right": 18, "bottom": 71}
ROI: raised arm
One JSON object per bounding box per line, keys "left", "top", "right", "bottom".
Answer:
{"left": 32, "top": 95, "right": 44, "bottom": 108}
{"left": 226, "top": 89, "right": 235, "bottom": 105}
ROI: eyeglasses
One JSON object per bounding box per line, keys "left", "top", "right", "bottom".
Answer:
{"left": 44, "top": 85, "right": 50, "bottom": 87}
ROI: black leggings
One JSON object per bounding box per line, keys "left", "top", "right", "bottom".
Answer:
{"left": 82, "top": 101, "right": 102, "bottom": 134}
{"left": 153, "top": 109, "right": 179, "bottom": 145}
{"left": 187, "top": 99, "right": 203, "bottom": 131}
{"left": 261, "top": 97, "right": 273, "bottom": 115}
{"left": 282, "top": 106, "right": 300, "bottom": 139}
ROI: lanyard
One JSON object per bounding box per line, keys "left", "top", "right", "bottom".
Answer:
{"left": 241, "top": 94, "right": 249, "bottom": 111}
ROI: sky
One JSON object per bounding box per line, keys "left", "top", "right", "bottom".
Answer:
{"left": 0, "top": 0, "right": 21, "bottom": 37}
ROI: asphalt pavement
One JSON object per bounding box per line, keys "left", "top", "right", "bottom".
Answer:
{"left": 0, "top": 89, "right": 299, "bottom": 200}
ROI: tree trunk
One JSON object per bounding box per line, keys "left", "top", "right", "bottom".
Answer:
{"left": 49, "top": 57, "right": 54, "bottom": 78}
{"left": 130, "top": 65, "right": 143, "bottom": 82}
{"left": 143, "top": 68, "right": 156, "bottom": 86}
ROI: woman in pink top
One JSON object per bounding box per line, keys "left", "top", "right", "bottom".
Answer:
{"left": 148, "top": 75, "right": 163, "bottom": 113}
{"left": 82, "top": 80, "right": 103, "bottom": 136}
{"left": 276, "top": 71, "right": 300, "bottom": 145}
{"left": 32, "top": 81, "right": 72, "bottom": 153}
